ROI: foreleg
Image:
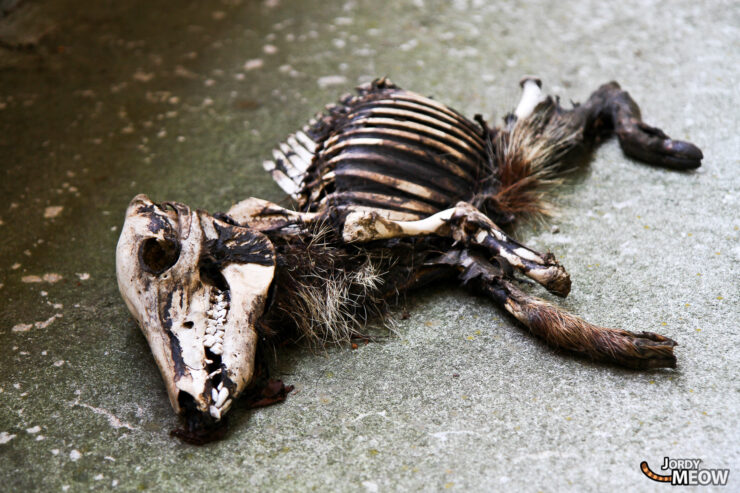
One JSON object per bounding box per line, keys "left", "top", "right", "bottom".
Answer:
{"left": 342, "top": 202, "right": 571, "bottom": 296}
{"left": 440, "top": 249, "right": 677, "bottom": 369}
{"left": 225, "top": 197, "right": 319, "bottom": 231}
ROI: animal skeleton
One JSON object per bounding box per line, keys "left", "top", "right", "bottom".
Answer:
{"left": 116, "top": 77, "right": 702, "bottom": 442}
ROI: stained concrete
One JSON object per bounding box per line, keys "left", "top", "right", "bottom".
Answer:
{"left": 0, "top": 0, "right": 738, "bottom": 491}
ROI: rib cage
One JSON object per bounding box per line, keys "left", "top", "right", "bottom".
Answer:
{"left": 263, "top": 78, "right": 493, "bottom": 221}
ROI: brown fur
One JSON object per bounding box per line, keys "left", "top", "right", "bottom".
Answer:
{"left": 490, "top": 99, "right": 583, "bottom": 220}
{"left": 501, "top": 280, "right": 677, "bottom": 369}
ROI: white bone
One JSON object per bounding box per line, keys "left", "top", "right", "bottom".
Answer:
{"left": 342, "top": 208, "right": 454, "bottom": 243}
{"left": 278, "top": 144, "right": 310, "bottom": 176}
{"left": 514, "top": 77, "right": 545, "bottom": 120}
{"left": 273, "top": 149, "right": 305, "bottom": 179}
{"left": 262, "top": 161, "right": 300, "bottom": 197}
{"left": 226, "top": 197, "right": 318, "bottom": 228}
{"left": 215, "top": 387, "right": 229, "bottom": 408}
{"left": 286, "top": 135, "right": 314, "bottom": 166}
{"left": 295, "top": 130, "right": 316, "bottom": 153}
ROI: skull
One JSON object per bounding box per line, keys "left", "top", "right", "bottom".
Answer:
{"left": 116, "top": 194, "right": 275, "bottom": 429}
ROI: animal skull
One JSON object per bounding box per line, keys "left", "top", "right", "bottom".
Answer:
{"left": 116, "top": 194, "right": 275, "bottom": 427}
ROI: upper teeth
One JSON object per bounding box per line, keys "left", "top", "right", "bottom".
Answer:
{"left": 204, "top": 290, "right": 235, "bottom": 420}
{"left": 204, "top": 290, "right": 229, "bottom": 352}
{"left": 215, "top": 387, "right": 229, "bottom": 408}
{"left": 204, "top": 290, "right": 233, "bottom": 420}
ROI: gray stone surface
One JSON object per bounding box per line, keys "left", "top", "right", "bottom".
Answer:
{"left": 0, "top": 0, "right": 737, "bottom": 491}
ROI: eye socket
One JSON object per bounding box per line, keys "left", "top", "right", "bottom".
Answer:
{"left": 139, "top": 238, "right": 180, "bottom": 275}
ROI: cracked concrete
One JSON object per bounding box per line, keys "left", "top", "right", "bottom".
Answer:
{"left": 1, "top": 0, "right": 738, "bottom": 491}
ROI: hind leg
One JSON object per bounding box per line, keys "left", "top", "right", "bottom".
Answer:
{"left": 530, "top": 80, "right": 703, "bottom": 170}
{"left": 491, "top": 274, "right": 677, "bottom": 369}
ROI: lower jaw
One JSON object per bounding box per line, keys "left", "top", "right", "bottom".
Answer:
{"left": 170, "top": 409, "right": 229, "bottom": 445}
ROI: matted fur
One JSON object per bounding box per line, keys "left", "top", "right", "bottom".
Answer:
{"left": 491, "top": 100, "right": 583, "bottom": 219}
{"left": 264, "top": 221, "right": 393, "bottom": 346}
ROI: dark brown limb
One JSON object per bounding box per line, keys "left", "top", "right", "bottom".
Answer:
{"left": 487, "top": 278, "right": 677, "bottom": 369}
{"left": 440, "top": 250, "right": 677, "bottom": 370}
{"left": 571, "top": 82, "right": 703, "bottom": 170}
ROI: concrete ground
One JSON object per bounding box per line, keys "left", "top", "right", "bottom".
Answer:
{"left": 1, "top": 0, "right": 738, "bottom": 491}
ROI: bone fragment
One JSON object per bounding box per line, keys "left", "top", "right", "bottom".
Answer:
{"left": 514, "top": 77, "right": 545, "bottom": 119}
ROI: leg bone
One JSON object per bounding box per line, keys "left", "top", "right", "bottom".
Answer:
{"left": 342, "top": 202, "right": 570, "bottom": 296}
{"left": 226, "top": 197, "right": 318, "bottom": 230}
{"left": 514, "top": 77, "right": 545, "bottom": 120}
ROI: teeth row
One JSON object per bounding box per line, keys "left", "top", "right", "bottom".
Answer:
{"left": 205, "top": 291, "right": 229, "bottom": 355}
{"left": 206, "top": 290, "right": 232, "bottom": 420}
{"left": 203, "top": 332, "right": 224, "bottom": 354}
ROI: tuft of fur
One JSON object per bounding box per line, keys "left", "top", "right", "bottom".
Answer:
{"left": 264, "top": 220, "right": 393, "bottom": 346}
{"left": 488, "top": 99, "right": 583, "bottom": 220}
